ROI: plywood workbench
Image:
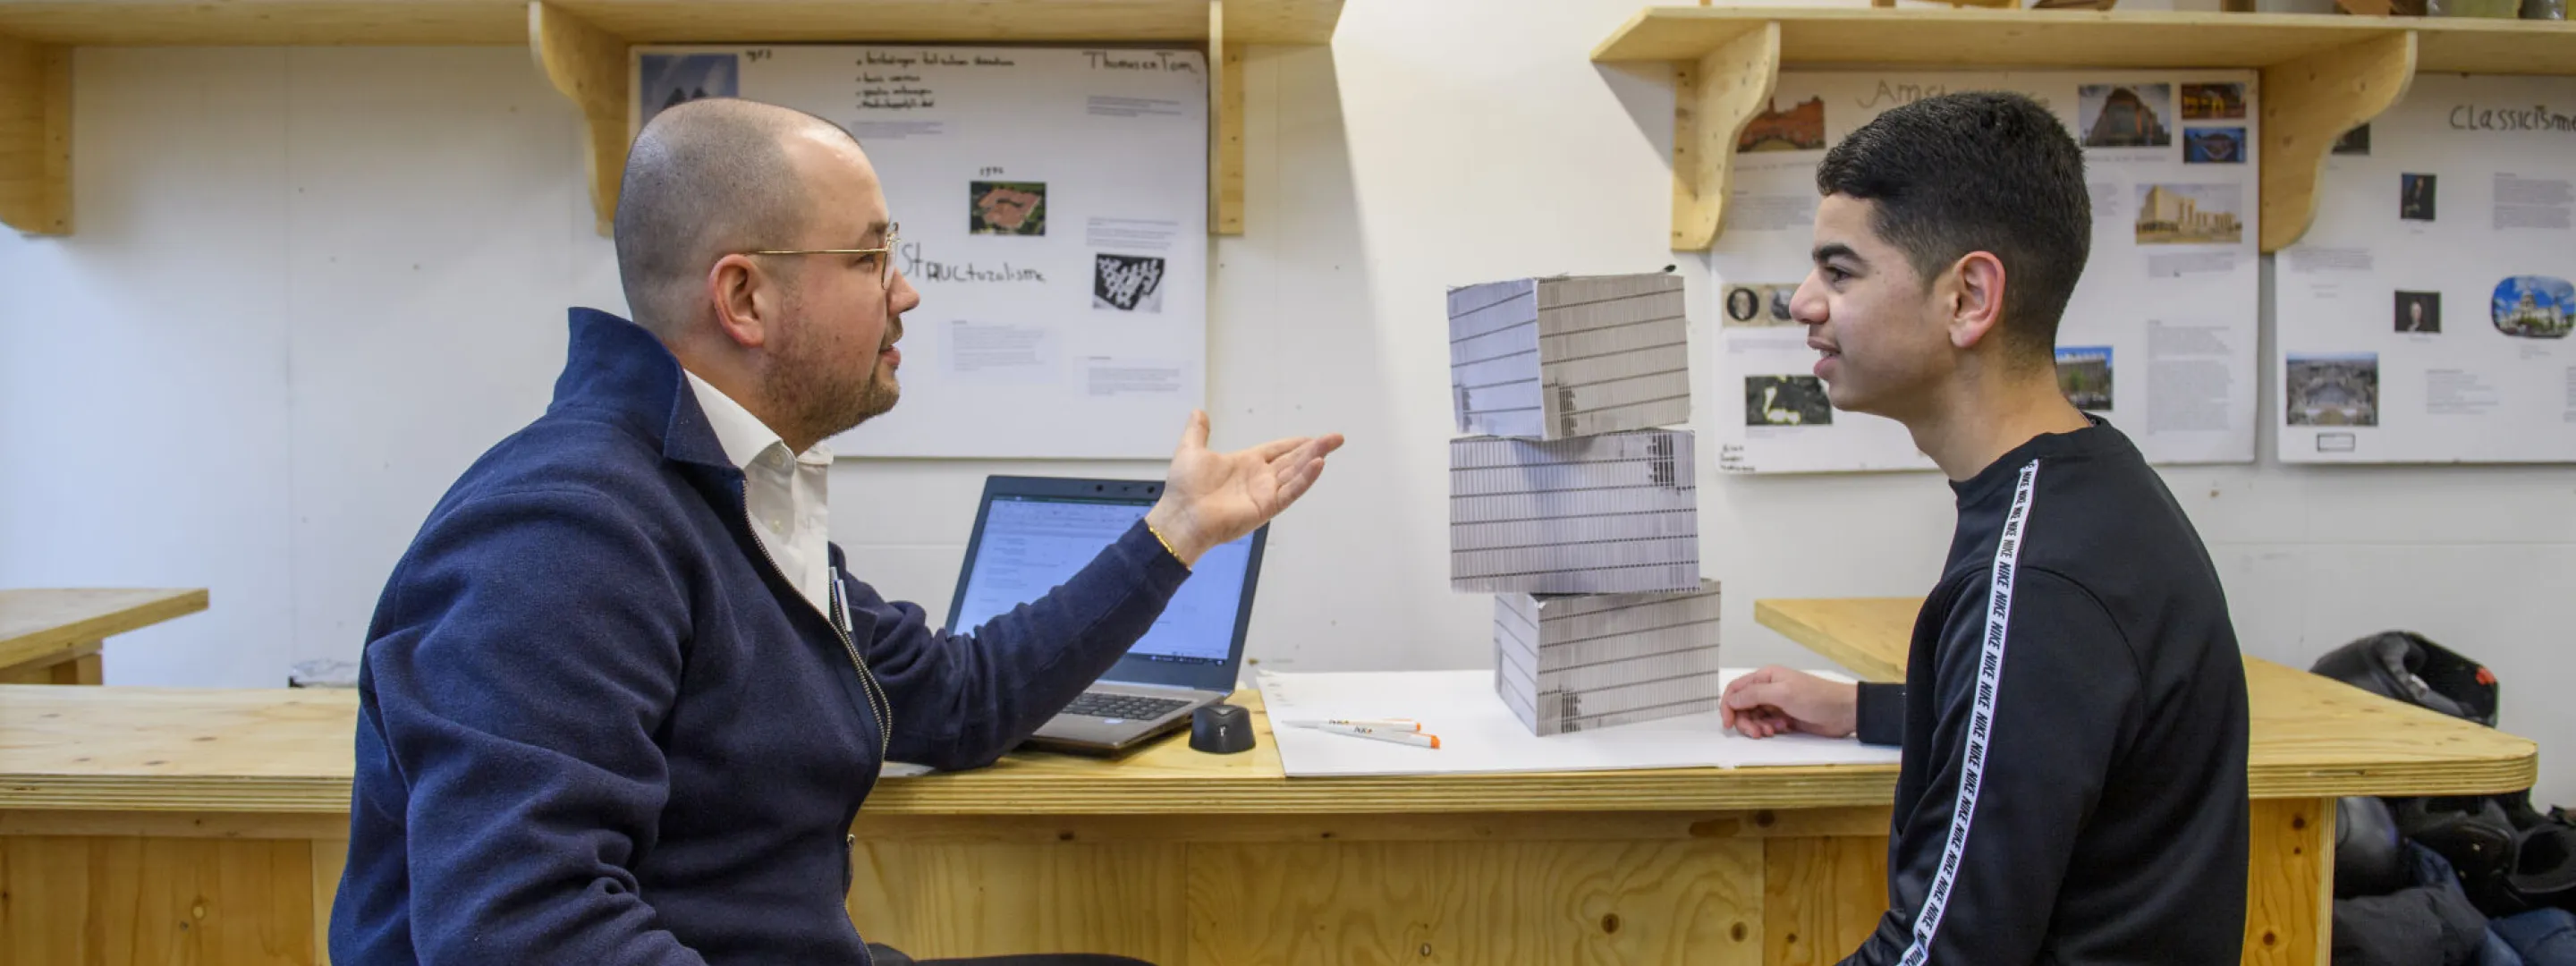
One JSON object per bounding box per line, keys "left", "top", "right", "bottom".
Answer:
{"left": 0, "top": 588, "right": 206, "bottom": 685}
{"left": 0, "top": 605, "right": 2535, "bottom": 964}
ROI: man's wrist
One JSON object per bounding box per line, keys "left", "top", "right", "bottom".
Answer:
{"left": 1142, "top": 503, "right": 1205, "bottom": 568}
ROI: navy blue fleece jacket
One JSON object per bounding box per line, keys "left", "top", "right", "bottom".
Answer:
{"left": 331, "top": 308, "right": 1191, "bottom": 964}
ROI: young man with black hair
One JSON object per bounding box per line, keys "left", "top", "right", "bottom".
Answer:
{"left": 1717, "top": 91, "right": 2251, "bottom": 964}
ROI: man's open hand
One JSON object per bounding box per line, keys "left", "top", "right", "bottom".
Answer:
{"left": 1142, "top": 411, "right": 1344, "bottom": 566}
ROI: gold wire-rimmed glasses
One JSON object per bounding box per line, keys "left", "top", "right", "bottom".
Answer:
{"left": 746, "top": 221, "right": 902, "bottom": 285}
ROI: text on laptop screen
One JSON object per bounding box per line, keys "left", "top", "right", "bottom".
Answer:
{"left": 951, "top": 496, "right": 1254, "bottom": 665}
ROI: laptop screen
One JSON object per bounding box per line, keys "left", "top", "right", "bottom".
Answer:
{"left": 945, "top": 478, "right": 1263, "bottom": 691}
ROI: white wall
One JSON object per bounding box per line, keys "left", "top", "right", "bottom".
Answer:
{"left": 1, "top": 0, "right": 2565, "bottom": 806}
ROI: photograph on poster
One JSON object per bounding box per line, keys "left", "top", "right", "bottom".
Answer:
{"left": 2184, "top": 128, "right": 2245, "bottom": 164}
{"left": 2395, "top": 291, "right": 2442, "bottom": 334}
{"left": 1746, "top": 376, "right": 1833, "bottom": 427}
{"left": 2055, "top": 346, "right": 2114, "bottom": 411}
{"left": 2286, "top": 353, "right": 2379, "bottom": 427}
{"left": 1739, "top": 96, "right": 1827, "bottom": 152}
{"left": 2401, "top": 174, "right": 2437, "bottom": 222}
{"left": 2136, "top": 184, "right": 2243, "bottom": 244}
{"left": 2079, "top": 83, "right": 2174, "bottom": 148}
{"left": 2181, "top": 82, "right": 2246, "bottom": 121}
{"left": 638, "top": 53, "right": 740, "bottom": 128}
{"left": 1722, "top": 284, "right": 1802, "bottom": 326}
{"left": 1094, "top": 254, "right": 1167, "bottom": 312}
{"left": 1712, "top": 68, "right": 2259, "bottom": 472}
{"left": 2493, "top": 276, "right": 2573, "bottom": 339}
{"left": 970, "top": 182, "right": 1047, "bottom": 235}
{"left": 2333, "top": 124, "right": 2371, "bottom": 156}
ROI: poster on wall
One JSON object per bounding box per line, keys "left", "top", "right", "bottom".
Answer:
{"left": 1703, "top": 71, "right": 2261, "bottom": 473}
{"left": 631, "top": 46, "right": 1209, "bottom": 459}
{"left": 2274, "top": 75, "right": 2576, "bottom": 463}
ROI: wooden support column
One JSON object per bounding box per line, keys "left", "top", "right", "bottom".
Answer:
{"left": 1209, "top": 1, "right": 1245, "bottom": 235}
{"left": 530, "top": 2, "right": 629, "bottom": 238}
{"left": 2244, "top": 797, "right": 2335, "bottom": 966}
{"left": 0, "top": 35, "right": 72, "bottom": 235}
{"left": 2258, "top": 32, "right": 2414, "bottom": 252}
{"left": 1670, "top": 22, "right": 1779, "bottom": 251}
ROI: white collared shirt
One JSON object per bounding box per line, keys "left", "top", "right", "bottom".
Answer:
{"left": 683, "top": 371, "right": 835, "bottom": 615}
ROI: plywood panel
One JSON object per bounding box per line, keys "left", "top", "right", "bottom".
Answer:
{"left": 0, "top": 0, "right": 1344, "bottom": 47}
{"left": 0, "top": 642, "right": 92, "bottom": 684}
{"left": 0, "top": 589, "right": 204, "bottom": 674}
{"left": 530, "top": 2, "right": 628, "bottom": 237}
{"left": 0, "top": 37, "right": 68, "bottom": 235}
{"left": 2258, "top": 33, "right": 2413, "bottom": 252}
{"left": 2243, "top": 797, "right": 2332, "bottom": 966}
{"left": 1671, "top": 22, "right": 1777, "bottom": 251}
{"left": 1765, "top": 836, "right": 1888, "bottom": 966}
{"left": 1597, "top": 8, "right": 2400, "bottom": 68}
{"left": 0, "top": 835, "right": 317, "bottom": 965}
{"left": 1187, "top": 839, "right": 1762, "bottom": 965}
{"left": 846, "top": 841, "right": 1188, "bottom": 962}
{"left": 312, "top": 837, "right": 348, "bottom": 966}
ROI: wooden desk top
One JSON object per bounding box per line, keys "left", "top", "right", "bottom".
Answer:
{"left": 0, "top": 588, "right": 208, "bottom": 670}
{"left": 1756, "top": 597, "right": 2538, "bottom": 801}
{"left": 0, "top": 684, "right": 1899, "bottom": 816}
{"left": 1, "top": 608, "right": 2538, "bottom": 818}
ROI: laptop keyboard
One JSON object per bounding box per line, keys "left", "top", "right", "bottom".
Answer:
{"left": 1062, "top": 692, "right": 1192, "bottom": 721}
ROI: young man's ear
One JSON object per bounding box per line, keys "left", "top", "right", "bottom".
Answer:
{"left": 1944, "top": 251, "right": 2006, "bottom": 352}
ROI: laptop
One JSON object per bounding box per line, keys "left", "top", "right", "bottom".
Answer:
{"left": 944, "top": 475, "right": 1267, "bottom": 756}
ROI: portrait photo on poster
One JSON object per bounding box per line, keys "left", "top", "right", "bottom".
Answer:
{"left": 1722, "top": 283, "right": 1803, "bottom": 326}
{"left": 1745, "top": 375, "right": 1833, "bottom": 427}
{"left": 638, "top": 53, "right": 741, "bottom": 128}
{"left": 2401, "top": 174, "right": 2437, "bottom": 222}
{"left": 2394, "top": 291, "right": 2441, "bottom": 334}
{"left": 970, "top": 181, "right": 1047, "bottom": 236}
{"left": 1094, "top": 253, "right": 1167, "bottom": 312}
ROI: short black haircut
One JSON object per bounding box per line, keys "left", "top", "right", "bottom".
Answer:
{"left": 1816, "top": 91, "right": 2090, "bottom": 363}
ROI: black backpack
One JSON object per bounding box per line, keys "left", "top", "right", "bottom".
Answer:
{"left": 2317, "top": 631, "right": 2576, "bottom": 917}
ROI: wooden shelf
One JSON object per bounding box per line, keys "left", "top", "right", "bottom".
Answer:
{"left": 1594, "top": 5, "right": 2576, "bottom": 252}
{"left": 0, "top": 0, "right": 1343, "bottom": 235}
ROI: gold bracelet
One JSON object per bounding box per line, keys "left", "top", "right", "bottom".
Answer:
{"left": 1146, "top": 521, "right": 1189, "bottom": 567}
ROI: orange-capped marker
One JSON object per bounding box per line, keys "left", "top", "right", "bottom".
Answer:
{"left": 1310, "top": 722, "right": 1441, "bottom": 750}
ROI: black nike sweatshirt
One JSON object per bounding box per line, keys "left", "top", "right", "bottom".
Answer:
{"left": 1842, "top": 418, "right": 2250, "bottom": 966}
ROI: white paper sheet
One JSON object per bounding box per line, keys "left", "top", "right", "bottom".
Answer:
{"left": 1257, "top": 668, "right": 1898, "bottom": 778}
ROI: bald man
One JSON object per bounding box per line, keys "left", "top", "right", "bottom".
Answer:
{"left": 332, "top": 98, "right": 1343, "bottom": 966}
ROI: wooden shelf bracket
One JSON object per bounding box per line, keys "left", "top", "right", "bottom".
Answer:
{"left": 0, "top": 35, "right": 72, "bottom": 236}
{"left": 530, "top": 1, "right": 630, "bottom": 238}
{"left": 1671, "top": 21, "right": 1780, "bottom": 252}
{"left": 2258, "top": 30, "right": 2415, "bottom": 253}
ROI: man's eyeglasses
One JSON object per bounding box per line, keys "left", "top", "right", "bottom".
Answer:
{"left": 747, "top": 222, "right": 902, "bottom": 285}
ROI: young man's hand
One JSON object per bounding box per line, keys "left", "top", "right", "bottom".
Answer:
{"left": 1720, "top": 665, "right": 1860, "bottom": 739}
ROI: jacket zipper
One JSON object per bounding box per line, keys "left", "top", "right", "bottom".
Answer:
{"left": 738, "top": 494, "right": 894, "bottom": 770}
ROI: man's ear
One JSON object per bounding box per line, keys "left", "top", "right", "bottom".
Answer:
{"left": 1945, "top": 251, "right": 2006, "bottom": 352}
{"left": 708, "top": 254, "right": 774, "bottom": 350}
